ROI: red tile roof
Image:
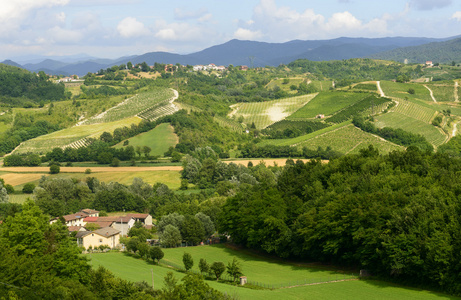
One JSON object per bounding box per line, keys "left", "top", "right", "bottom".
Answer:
{"left": 98, "top": 216, "right": 133, "bottom": 223}
{"left": 68, "top": 226, "right": 87, "bottom": 232}
{"left": 126, "top": 213, "right": 149, "bottom": 219}
{"left": 63, "top": 213, "right": 87, "bottom": 222}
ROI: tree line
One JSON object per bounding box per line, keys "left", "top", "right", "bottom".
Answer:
{"left": 219, "top": 146, "right": 461, "bottom": 295}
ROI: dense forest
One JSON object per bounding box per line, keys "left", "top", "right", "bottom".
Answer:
{"left": 219, "top": 146, "right": 461, "bottom": 295}
{"left": 0, "top": 64, "right": 66, "bottom": 105}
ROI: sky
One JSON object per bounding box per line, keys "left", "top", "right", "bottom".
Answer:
{"left": 1, "top": 0, "right": 461, "bottom": 61}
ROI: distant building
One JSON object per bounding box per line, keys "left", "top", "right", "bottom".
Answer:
{"left": 76, "top": 227, "right": 120, "bottom": 249}
{"left": 426, "top": 61, "right": 433, "bottom": 67}
{"left": 240, "top": 65, "right": 249, "bottom": 71}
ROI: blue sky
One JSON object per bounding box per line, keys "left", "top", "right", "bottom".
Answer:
{"left": 1, "top": 0, "right": 461, "bottom": 60}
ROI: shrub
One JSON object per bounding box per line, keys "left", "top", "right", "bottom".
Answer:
{"left": 85, "top": 168, "right": 92, "bottom": 174}
{"left": 5, "top": 184, "right": 15, "bottom": 194}
{"left": 110, "top": 158, "right": 120, "bottom": 167}
{"left": 22, "top": 183, "right": 36, "bottom": 194}
{"left": 49, "top": 164, "right": 60, "bottom": 174}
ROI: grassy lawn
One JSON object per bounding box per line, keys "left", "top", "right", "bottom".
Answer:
{"left": 114, "top": 123, "right": 178, "bottom": 157}
{"left": 161, "top": 244, "right": 353, "bottom": 285}
{"left": 288, "top": 92, "right": 368, "bottom": 119}
{"left": 86, "top": 249, "right": 459, "bottom": 300}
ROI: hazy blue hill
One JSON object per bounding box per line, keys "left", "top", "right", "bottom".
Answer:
{"left": 370, "top": 37, "right": 461, "bottom": 63}
{"left": 8, "top": 36, "right": 458, "bottom": 75}
{"left": 1, "top": 60, "right": 23, "bottom": 68}
{"left": 24, "top": 59, "right": 68, "bottom": 71}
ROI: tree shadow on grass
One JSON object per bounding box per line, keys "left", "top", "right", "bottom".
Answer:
{"left": 357, "top": 278, "right": 460, "bottom": 300}
{"left": 213, "top": 243, "right": 353, "bottom": 276}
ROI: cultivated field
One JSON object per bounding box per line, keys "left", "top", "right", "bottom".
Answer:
{"left": 427, "top": 84, "right": 456, "bottom": 102}
{"left": 13, "top": 116, "right": 142, "bottom": 154}
{"left": 375, "top": 112, "right": 448, "bottom": 147}
{"left": 114, "top": 123, "right": 178, "bottom": 157}
{"left": 380, "top": 81, "right": 433, "bottom": 102}
{"left": 266, "top": 77, "right": 306, "bottom": 91}
{"left": 263, "top": 123, "right": 404, "bottom": 154}
{"left": 310, "top": 80, "right": 334, "bottom": 91}
{"left": 87, "top": 247, "right": 459, "bottom": 300}
{"left": 229, "top": 94, "right": 316, "bottom": 129}
{"left": 81, "top": 88, "right": 175, "bottom": 125}
{"left": 288, "top": 92, "right": 368, "bottom": 120}
{"left": 392, "top": 100, "right": 436, "bottom": 123}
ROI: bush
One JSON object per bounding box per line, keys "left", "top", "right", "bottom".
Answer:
{"left": 85, "top": 168, "right": 92, "bottom": 174}
{"left": 5, "top": 184, "right": 15, "bottom": 194}
{"left": 110, "top": 158, "right": 120, "bottom": 167}
{"left": 49, "top": 164, "right": 60, "bottom": 174}
{"left": 22, "top": 183, "right": 35, "bottom": 194}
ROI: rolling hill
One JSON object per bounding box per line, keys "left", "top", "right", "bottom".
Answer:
{"left": 370, "top": 37, "right": 461, "bottom": 64}
{"left": 4, "top": 36, "right": 457, "bottom": 76}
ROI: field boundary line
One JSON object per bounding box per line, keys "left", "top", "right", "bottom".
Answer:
{"left": 423, "top": 85, "right": 437, "bottom": 103}
{"left": 455, "top": 81, "right": 459, "bottom": 102}
{"left": 280, "top": 278, "right": 359, "bottom": 289}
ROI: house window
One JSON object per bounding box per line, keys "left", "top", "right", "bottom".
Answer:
{"left": 99, "top": 239, "right": 103, "bottom": 243}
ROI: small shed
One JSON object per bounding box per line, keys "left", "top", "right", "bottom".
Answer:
{"left": 239, "top": 276, "right": 247, "bottom": 286}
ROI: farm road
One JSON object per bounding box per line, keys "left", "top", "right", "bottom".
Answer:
{"left": 423, "top": 85, "right": 437, "bottom": 102}
{"left": 377, "top": 81, "right": 385, "bottom": 97}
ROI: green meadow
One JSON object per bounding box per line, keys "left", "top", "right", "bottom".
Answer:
{"left": 114, "top": 123, "right": 178, "bottom": 157}
{"left": 86, "top": 246, "right": 460, "bottom": 300}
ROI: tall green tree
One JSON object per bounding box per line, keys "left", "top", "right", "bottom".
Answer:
{"left": 182, "top": 252, "right": 194, "bottom": 271}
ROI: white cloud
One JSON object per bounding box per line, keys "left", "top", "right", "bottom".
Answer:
{"left": 48, "top": 26, "right": 84, "bottom": 43}
{"left": 0, "top": 0, "right": 69, "bottom": 37}
{"left": 154, "top": 20, "right": 214, "bottom": 42}
{"left": 237, "top": 0, "right": 390, "bottom": 41}
{"left": 117, "top": 17, "right": 150, "bottom": 38}
{"left": 174, "top": 7, "right": 208, "bottom": 20}
{"left": 325, "top": 11, "right": 362, "bottom": 32}
{"left": 233, "top": 28, "right": 263, "bottom": 40}
{"left": 451, "top": 11, "right": 461, "bottom": 21}
{"left": 156, "top": 28, "right": 176, "bottom": 41}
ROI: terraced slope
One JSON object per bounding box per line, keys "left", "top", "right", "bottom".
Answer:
{"left": 229, "top": 94, "right": 316, "bottom": 129}
{"left": 288, "top": 92, "right": 368, "bottom": 120}
{"left": 13, "top": 88, "right": 176, "bottom": 154}
{"left": 263, "top": 122, "right": 404, "bottom": 154}
{"left": 375, "top": 112, "right": 447, "bottom": 147}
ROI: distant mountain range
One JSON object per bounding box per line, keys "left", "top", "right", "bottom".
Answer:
{"left": 370, "top": 37, "right": 461, "bottom": 64}
{"left": 2, "top": 36, "right": 460, "bottom": 76}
